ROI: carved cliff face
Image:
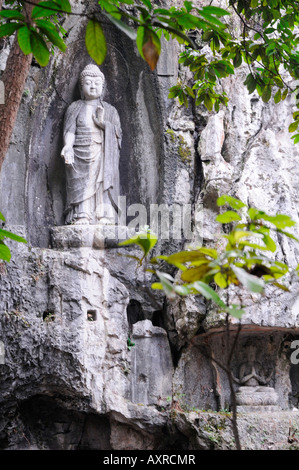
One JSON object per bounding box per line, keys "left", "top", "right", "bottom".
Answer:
{"left": 1, "top": 0, "right": 299, "bottom": 451}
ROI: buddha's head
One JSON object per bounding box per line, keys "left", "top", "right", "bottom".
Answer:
{"left": 246, "top": 344, "right": 257, "bottom": 362}
{"left": 80, "top": 64, "right": 105, "bottom": 100}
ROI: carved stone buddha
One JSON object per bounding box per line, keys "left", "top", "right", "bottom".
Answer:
{"left": 61, "top": 64, "right": 122, "bottom": 225}
{"left": 234, "top": 345, "right": 279, "bottom": 412}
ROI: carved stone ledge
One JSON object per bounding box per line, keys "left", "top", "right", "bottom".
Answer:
{"left": 237, "top": 405, "right": 281, "bottom": 413}
{"left": 236, "top": 386, "right": 280, "bottom": 413}
{"left": 50, "top": 225, "right": 130, "bottom": 250}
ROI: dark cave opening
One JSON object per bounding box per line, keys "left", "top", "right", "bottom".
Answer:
{"left": 11, "top": 395, "right": 112, "bottom": 450}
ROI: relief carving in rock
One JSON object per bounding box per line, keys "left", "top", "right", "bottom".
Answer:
{"left": 234, "top": 344, "right": 279, "bottom": 411}
{"left": 61, "top": 64, "right": 122, "bottom": 225}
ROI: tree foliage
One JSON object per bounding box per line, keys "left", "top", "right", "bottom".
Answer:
{"left": 117, "top": 195, "right": 299, "bottom": 451}
{"left": 0, "top": 2, "right": 298, "bottom": 449}
{"left": 0, "top": 0, "right": 69, "bottom": 66}
{"left": 96, "top": 0, "right": 299, "bottom": 138}
{"left": 1, "top": 1, "right": 299, "bottom": 140}
{"left": 0, "top": 211, "right": 26, "bottom": 262}
{"left": 120, "top": 195, "right": 298, "bottom": 319}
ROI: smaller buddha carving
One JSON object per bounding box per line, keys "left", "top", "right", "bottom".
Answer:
{"left": 234, "top": 345, "right": 279, "bottom": 411}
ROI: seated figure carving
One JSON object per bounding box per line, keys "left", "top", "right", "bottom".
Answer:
{"left": 234, "top": 345, "right": 279, "bottom": 411}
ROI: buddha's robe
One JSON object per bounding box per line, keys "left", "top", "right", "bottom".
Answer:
{"left": 62, "top": 99, "right": 122, "bottom": 224}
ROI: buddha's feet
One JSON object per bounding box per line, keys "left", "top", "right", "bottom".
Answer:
{"left": 74, "top": 217, "right": 90, "bottom": 225}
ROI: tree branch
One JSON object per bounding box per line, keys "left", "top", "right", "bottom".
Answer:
{"left": 0, "top": 1, "right": 39, "bottom": 171}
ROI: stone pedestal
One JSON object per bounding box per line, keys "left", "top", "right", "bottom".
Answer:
{"left": 51, "top": 224, "right": 131, "bottom": 250}
{"left": 236, "top": 386, "right": 280, "bottom": 412}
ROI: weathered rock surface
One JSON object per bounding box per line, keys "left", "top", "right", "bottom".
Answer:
{"left": 1, "top": 0, "right": 299, "bottom": 451}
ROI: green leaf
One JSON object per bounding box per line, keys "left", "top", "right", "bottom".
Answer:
{"left": 262, "top": 234, "right": 276, "bottom": 252}
{"left": 203, "top": 93, "right": 213, "bottom": 111}
{"left": 201, "top": 5, "right": 230, "bottom": 16}
{"left": 17, "top": 26, "right": 32, "bottom": 55}
{"left": 58, "top": 0, "right": 71, "bottom": 13}
{"left": 0, "top": 10, "right": 25, "bottom": 20}
{"left": 273, "top": 260, "right": 288, "bottom": 271}
{"left": 136, "top": 26, "right": 146, "bottom": 60}
{"left": 185, "top": 86, "right": 195, "bottom": 98}
{"left": 262, "top": 213, "right": 296, "bottom": 229}
{"left": 0, "top": 229, "right": 27, "bottom": 243}
{"left": 271, "top": 282, "right": 290, "bottom": 292}
{"left": 30, "top": 31, "right": 50, "bottom": 66}
{"left": 199, "top": 8, "right": 228, "bottom": 27}
{"left": 118, "top": 228, "right": 157, "bottom": 258}
{"left": 119, "top": 253, "right": 142, "bottom": 264}
{"left": 226, "top": 304, "right": 245, "bottom": 319}
{"left": 238, "top": 241, "right": 268, "bottom": 251}
{"left": 0, "top": 212, "right": 5, "bottom": 222}
{"left": 292, "top": 134, "right": 299, "bottom": 144}
{"left": 32, "top": 1, "right": 61, "bottom": 19}
{"left": 102, "top": 11, "right": 137, "bottom": 41}
{"left": 248, "top": 209, "right": 296, "bottom": 229}
{"left": 155, "top": 271, "right": 176, "bottom": 299}
{"left": 232, "top": 266, "right": 265, "bottom": 293}
{"left": 202, "top": 30, "right": 214, "bottom": 42}
{"left": 216, "top": 211, "right": 242, "bottom": 224}
{"left": 247, "top": 207, "right": 260, "bottom": 220}
{"left": 276, "top": 229, "right": 299, "bottom": 242}
{"left": 140, "top": 0, "right": 152, "bottom": 9}
{"left": 244, "top": 73, "right": 257, "bottom": 94}
{"left": 160, "top": 250, "right": 207, "bottom": 265}
{"left": 190, "top": 259, "right": 212, "bottom": 267}
{"left": 36, "top": 21, "right": 66, "bottom": 52}
{"left": 168, "top": 85, "right": 180, "bottom": 99}
{"left": 181, "top": 264, "right": 212, "bottom": 282}
{"left": 262, "top": 85, "right": 271, "bottom": 103}
{"left": 214, "top": 272, "right": 228, "bottom": 288}
{"left": 282, "top": 88, "right": 288, "bottom": 100}
{"left": 0, "top": 22, "right": 22, "bottom": 38}
{"left": 212, "top": 60, "right": 233, "bottom": 78}
{"left": 151, "top": 282, "right": 164, "bottom": 290}
{"left": 31, "top": 7, "right": 54, "bottom": 19}
{"left": 85, "top": 20, "right": 107, "bottom": 65}
{"left": 217, "top": 195, "right": 247, "bottom": 210}
{"left": 99, "top": 0, "right": 121, "bottom": 17}
{"left": 174, "top": 284, "right": 191, "bottom": 296}
{"left": 0, "top": 242, "right": 11, "bottom": 262}
{"left": 127, "top": 337, "right": 135, "bottom": 350}
{"left": 233, "top": 230, "right": 255, "bottom": 243}
{"left": 233, "top": 50, "right": 242, "bottom": 68}
{"left": 274, "top": 89, "right": 281, "bottom": 104}
{"left": 198, "top": 247, "right": 218, "bottom": 259}
{"left": 191, "top": 281, "right": 227, "bottom": 309}
{"left": 289, "top": 121, "right": 299, "bottom": 133}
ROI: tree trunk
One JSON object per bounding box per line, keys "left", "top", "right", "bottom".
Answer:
{"left": 0, "top": 0, "right": 38, "bottom": 172}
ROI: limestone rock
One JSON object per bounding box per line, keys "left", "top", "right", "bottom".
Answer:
{"left": 1, "top": 0, "right": 299, "bottom": 451}
{"left": 130, "top": 320, "right": 173, "bottom": 407}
